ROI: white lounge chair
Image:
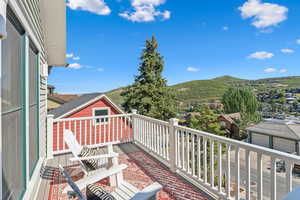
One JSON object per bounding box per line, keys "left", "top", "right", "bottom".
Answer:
{"left": 59, "top": 165, "right": 163, "bottom": 200}
{"left": 63, "top": 129, "right": 126, "bottom": 193}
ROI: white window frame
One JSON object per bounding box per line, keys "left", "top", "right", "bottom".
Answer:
{"left": 93, "top": 107, "right": 110, "bottom": 125}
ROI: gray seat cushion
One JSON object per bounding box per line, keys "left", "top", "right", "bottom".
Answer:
{"left": 78, "top": 146, "right": 98, "bottom": 170}
{"left": 86, "top": 184, "right": 116, "bottom": 200}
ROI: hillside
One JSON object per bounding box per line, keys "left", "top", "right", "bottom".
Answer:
{"left": 106, "top": 76, "right": 300, "bottom": 107}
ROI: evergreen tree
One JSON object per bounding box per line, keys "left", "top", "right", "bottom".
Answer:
{"left": 222, "top": 87, "right": 260, "bottom": 122}
{"left": 187, "top": 105, "right": 225, "bottom": 136}
{"left": 121, "top": 36, "right": 177, "bottom": 120}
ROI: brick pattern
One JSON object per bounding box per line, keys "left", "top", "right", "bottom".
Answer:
{"left": 47, "top": 150, "right": 209, "bottom": 200}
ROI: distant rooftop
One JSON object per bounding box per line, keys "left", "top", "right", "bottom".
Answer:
{"left": 49, "top": 93, "right": 103, "bottom": 118}
{"left": 247, "top": 119, "right": 300, "bottom": 140}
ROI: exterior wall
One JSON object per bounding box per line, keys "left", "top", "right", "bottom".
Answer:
{"left": 251, "top": 131, "right": 297, "bottom": 154}
{"left": 251, "top": 132, "right": 270, "bottom": 148}
{"left": 52, "top": 98, "right": 132, "bottom": 152}
{"left": 273, "top": 137, "right": 296, "bottom": 154}
{"left": 67, "top": 98, "right": 120, "bottom": 118}
{"left": 1, "top": 0, "right": 49, "bottom": 199}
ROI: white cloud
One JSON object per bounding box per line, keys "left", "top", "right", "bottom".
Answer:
{"left": 119, "top": 0, "right": 170, "bottom": 22}
{"left": 239, "top": 0, "right": 288, "bottom": 29}
{"left": 297, "top": 39, "right": 300, "bottom": 45}
{"left": 73, "top": 56, "right": 81, "bottom": 60}
{"left": 248, "top": 51, "right": 274, "bottom": 60}
{"left": 67, "top": 0, "right": 111, "bottom": 15}
{"left": 66, "top": 53, "right": 74, "bottom": 58}
{"left": 68, "top": 63, "right": 83, "bottom": 69}
{"left": 281, "top": 49, "right": 294, "bottom": 54}
{"left": 186, "top": 67, "right": 199, "bottom": 72}
{"left": 279, "top": 69, "right": 288, "bottom": 73}
{"left": 264, "top": 67, "right": 276, "bottom": 73}
{"left": 223, "top": 26, "right": 229, "bottom": 31}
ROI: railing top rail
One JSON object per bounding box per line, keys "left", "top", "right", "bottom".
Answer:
{"left": 53, "top": 113, "right": 132, "bottom": 123}
{"left": 176, "top": 124, "right": 300, "bottom": 164}
{"left": 133, "top": 114, "right": 169, "bottom": 126}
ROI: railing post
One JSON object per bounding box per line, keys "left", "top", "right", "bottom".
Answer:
{"left": 131, "top": 109, "right": 137, "bottom": 142}
{"left": 169, "top": 118, "right": 179, "bottom": 172}
{"left": 46, "top": 115, "right": 54, "bottom": 159}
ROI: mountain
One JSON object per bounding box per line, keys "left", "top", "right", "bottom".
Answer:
{"left": 106, "top": 76, "right": 300, "bottom": 108}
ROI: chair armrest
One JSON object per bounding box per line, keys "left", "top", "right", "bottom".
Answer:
{"left": 69, "top": 152, "right": 119, "bottom": 162}
{"left": 130, "top": 182, "right": 163, "bottom": 200}
{"left": 63, "top": 164, "right": 128, "bottom": 193}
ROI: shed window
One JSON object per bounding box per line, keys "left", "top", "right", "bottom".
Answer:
{"left": 93, "top": 108, "right": 109, "bottom": 124}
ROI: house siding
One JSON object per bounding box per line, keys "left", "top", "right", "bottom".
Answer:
{"left": 4, "top": 0, "right": 49, "bottom": 199}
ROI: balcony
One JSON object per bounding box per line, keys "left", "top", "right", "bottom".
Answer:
{"left": 39, "top": 112, "right": 300, "bottom": 199}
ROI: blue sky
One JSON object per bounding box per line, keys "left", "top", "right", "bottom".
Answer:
{"left": 48, "top": 0, "right": 300, "bottom": 94}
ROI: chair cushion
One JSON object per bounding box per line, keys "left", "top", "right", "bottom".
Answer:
{"left": 86, "top": 184, "right": 116, "bottom": 200}
{"left": 78, "top": 146, "right": 98, "bottom": 170}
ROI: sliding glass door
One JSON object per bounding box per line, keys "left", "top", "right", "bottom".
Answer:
{"left": 1, "top": 16, "right": 26, "bottom": 199}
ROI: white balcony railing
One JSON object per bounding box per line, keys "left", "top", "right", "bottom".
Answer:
{"left": 47, "top": 114, "right": 133, "bottom": 155}
{"left": 47, "top": 111, "right": 300, "bottom": 200}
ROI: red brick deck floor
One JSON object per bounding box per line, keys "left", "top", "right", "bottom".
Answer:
{"left": 47, "top": 149, "right": 210, "bottom": 200}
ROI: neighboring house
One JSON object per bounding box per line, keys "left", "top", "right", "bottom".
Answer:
{"left": 47, "top": 84, "right": 78, "bottom": 111}
{"left": 49, "top": 93, "right": 126, "bottom": 153}
{"left": 247, "top": 120, "right": 300, "bottom": 155}
{"left": 219, "top": 113, "right": 241, "bottom": 138}
{"left": 0, "top": 0, "right": 66, "bottom": 199}
{"left": 47, "top": 94, "right": 79, "bottom": 111}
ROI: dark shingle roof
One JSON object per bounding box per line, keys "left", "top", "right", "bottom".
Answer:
{"left": 49, "top": 93, "right": 103, "bottom": 118}
{"left": 246, "top": 120, "right": 300, "bottom": 140}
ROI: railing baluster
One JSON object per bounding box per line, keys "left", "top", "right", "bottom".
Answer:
{"left": 84, "top": 120, "right": 87, "bottom": 145}
{"left": 257, "top": 152, "right": 263, "bottom": 200}
{"left": 56, "top": 122, "right": 59, "bottom": 151}
{"left": 204, "top": 138, "right": 208, "bottom": 183}
{"left": 79, "top": 120, "right": 82, "bottom": 145}
{"left": 89, "top": 120, "right": 92, "bottom": 145}
{"left": 198, "top": 136, "right": 202, "bottom": 179}
{"left": 112, "top": 117, "right": 115, "bottom": 142}
{"left": 246, "top": 150, "right": 251, "bottom": 200}
{"left": 187, "top": 132, "right": 190, "bottom": 173}
{"left": 121, "top": 116, "right": 123, "bottom": 141}
{"left": 192, "top": 134, "right": 195, "bottom": 176}
{"left": 108, "top": 116, "right": 111, "bottom": 142}
{"left": 271, "top": 156, "right": 277, "bottom": 200}
{"left": 182, "top": 131, "right": 185, "bottom": 170}
{"left": 62, "top": 121, "right": 65, "bottom": 150}
{"left": 93, "top": 119, "right": 96, "bottom": 144}
{"left": 210, "top": 139, "right": 214, "bottom": 187}
{"left": 235, "top": 146, "right": 240, "bottom": 200}
{"left": 166, "top": 127, "right": 169, "bottom": 160}
{"left": 286, "top": 161, "right": 293, "bottom": 193}
{"left": 218, "top": 142, "right": 222, "bottom": 192}
{"left": 163, "top": 126, "right": 166, "bottom": 158}
{"left": 226, "top": 144, "right": 231, "bottom": 198}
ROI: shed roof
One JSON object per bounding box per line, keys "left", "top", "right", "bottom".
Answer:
{"left": 246, "top": 119, "right": 300, "bottom": 140}
{"left": 49, "top": 93, "right": 124, "bottom": 119}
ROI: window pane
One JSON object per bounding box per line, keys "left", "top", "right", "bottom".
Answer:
{"left": 1, "top": 19, "right": 26, "bottom": 199}
{"left": 29, "top": 47, "right": 37, "bottom": 105}
{"left": 95, "top": 109, "right": 108, "bottom": 116}
{"left": 28, "top": 45, "right": 39, "bottom": 178}
{"left": 2, "top": 17, "right": 21, "bottom": 113}
{"left": 29, "top": 105, "right": 38, "bottom": 175}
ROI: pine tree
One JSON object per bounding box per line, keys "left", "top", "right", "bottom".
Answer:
{"left": 121, "top": 36, "right": 177, "bottom": 120}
